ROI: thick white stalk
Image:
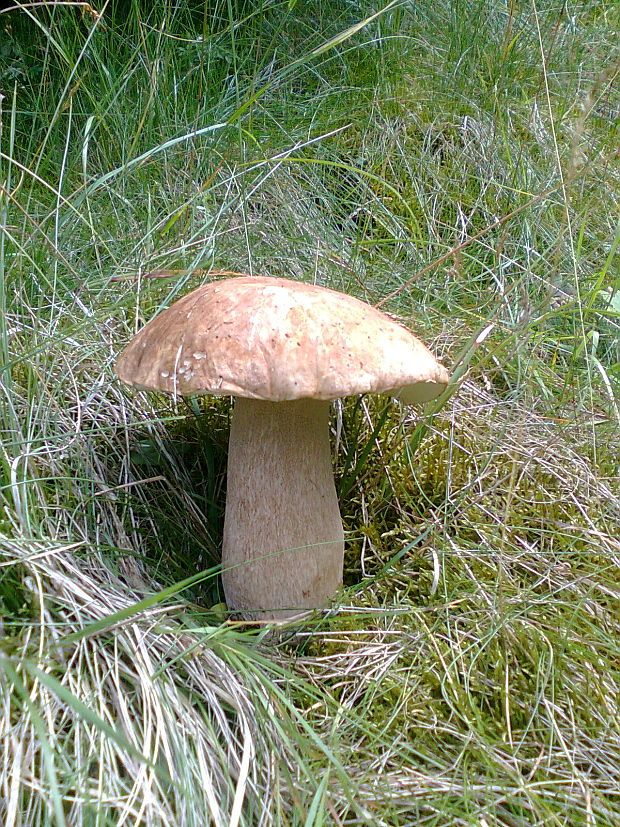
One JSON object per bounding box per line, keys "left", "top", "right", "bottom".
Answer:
{"left": 221, "top": 398, "right": 344, "bottom": 620}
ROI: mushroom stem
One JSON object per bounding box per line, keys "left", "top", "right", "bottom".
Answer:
{"left": 222, "top": 397, "right": 344, "bottom": 620}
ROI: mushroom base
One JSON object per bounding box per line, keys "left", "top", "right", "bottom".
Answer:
{"left": 221, "top": 398, "right": 344, "bottom": 621}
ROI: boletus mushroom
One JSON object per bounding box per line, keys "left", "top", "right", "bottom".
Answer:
{"left": 115, "top": 275, "right": 449, "bottom": 621}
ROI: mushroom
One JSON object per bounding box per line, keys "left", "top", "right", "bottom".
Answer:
{"left": 115, "top": 275, "right": 449, "bottom": 620}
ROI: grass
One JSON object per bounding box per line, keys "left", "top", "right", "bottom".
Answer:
{"left": 0, "top": 0, "right": 619, "bottom": 823}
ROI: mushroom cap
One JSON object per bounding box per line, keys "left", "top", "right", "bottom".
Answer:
{"left": 115, "top": 276, "right": 449, "bottom": 404}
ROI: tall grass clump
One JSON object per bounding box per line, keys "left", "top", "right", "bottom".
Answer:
{"left": 1, "top": 0, "right": 618, "bottom": 823}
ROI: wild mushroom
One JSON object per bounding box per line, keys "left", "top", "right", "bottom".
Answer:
{"left": 115, "top": 275, "right": 449, "bottom": 620}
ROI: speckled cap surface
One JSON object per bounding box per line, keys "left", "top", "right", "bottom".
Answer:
{"left": 115, "top": 276, "right": 449, "bottom": 404}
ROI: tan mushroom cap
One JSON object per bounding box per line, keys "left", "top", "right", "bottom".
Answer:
{"left": 115, "top": 276, "right": 449, "bottom": 404}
